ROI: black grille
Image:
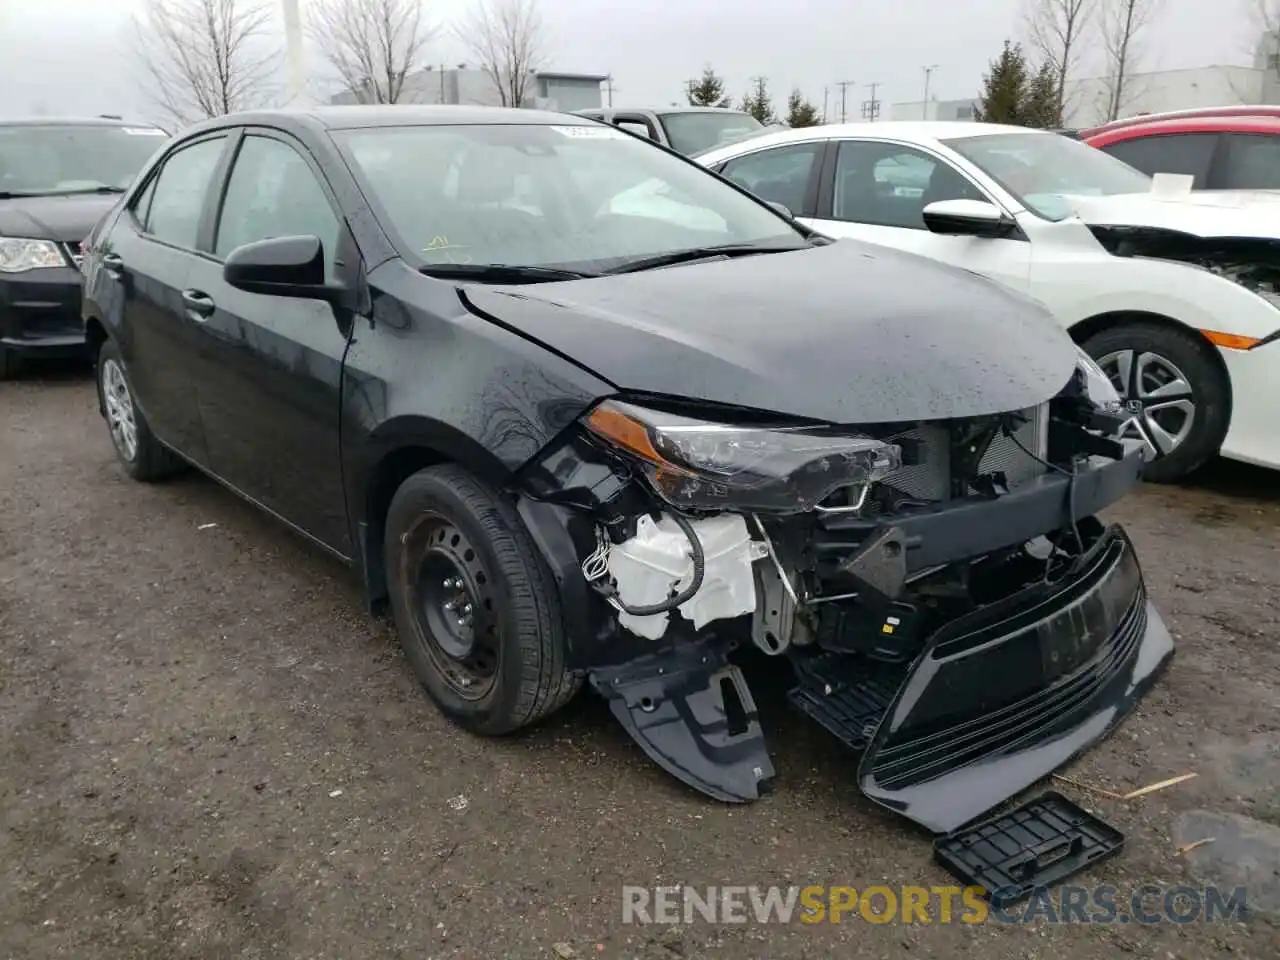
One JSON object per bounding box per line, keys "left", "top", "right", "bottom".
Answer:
{"left": 867, "top": 592, "right": 1147, "bottom": 790}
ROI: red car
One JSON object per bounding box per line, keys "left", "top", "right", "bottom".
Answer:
{"left": 1084, "top": 113, "right": 1280, "bottom": 190}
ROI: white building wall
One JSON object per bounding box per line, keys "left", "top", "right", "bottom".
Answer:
{"left": 891, "top": 97, "right": 980, "bottom": 121}
{"left": 1062, "top": 65, "right": 1266, "bottom": 127}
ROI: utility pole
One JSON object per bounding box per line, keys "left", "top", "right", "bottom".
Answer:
{"left": 603, "top": 73, "right": 616, "bottom": 107}
{"left": 822, "top": 86, "right": 829, "bottom": 124}
{"left": 835, "top": 80, "right": 855, "bottom": 122}
{"left": 281, "top": 0, "right": 308, "bottom": 105}
{"left": 862, "top": 81, "right": 881, "bottom": 121}
{"left": 922, "top": 65, "right": 938, "bottom": 120}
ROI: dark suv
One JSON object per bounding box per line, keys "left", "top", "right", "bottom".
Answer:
{"left": 81, "top": 106, "right": 1171, "bottom": 833}
{"left": 0, "top": 117, "right": 167, "bottom": 377}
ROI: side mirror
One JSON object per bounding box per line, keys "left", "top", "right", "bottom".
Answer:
{"left": 922, "top": 199, "right": 1017, "bottom": 239}
{"left": 767, "top": 200, "right": 794, "bottom": 219}
{"left": 223, "top": 235, "right": 333, "bottom": 299}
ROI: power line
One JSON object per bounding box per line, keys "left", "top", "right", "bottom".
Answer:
{"left": 862, "top": 81, "right": 881, "bottom": 121}
{"left": 835, "top": 79, "right": 855, "bottom": 123}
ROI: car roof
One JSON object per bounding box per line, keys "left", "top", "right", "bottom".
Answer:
{"left": 1087, "top": 114, "right": 1280, "bottom": 142}
{"left": 1081, "top": 104, "right": 1280, "bottom": 137}
{"left": 582, "top": 106, "right": 755, "bottom": 116}
{"left": 693, "top": 120, "right": 1046, "bottom": 159}
{"left": 179, "top": 105, "right": 596, "bottom": 137}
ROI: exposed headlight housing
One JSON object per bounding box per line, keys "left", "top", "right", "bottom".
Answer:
{"left": 0, "top": 237, "right": 66, "bottom": 273}
{"left": 582, "top": 399, "right": 902, "bottom": 513}
{"left": 1075, "top": 345, "right": 1122, "bottom": 410}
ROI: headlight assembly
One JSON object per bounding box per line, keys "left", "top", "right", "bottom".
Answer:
{"left": 0, "top": 237, "right": 66, "bottom": 273}
{"left": 1074, "top": 345, "right": 1122, "bottom": 409}
{"left": 582, "top": 399, "right": 902, "bottom": 513}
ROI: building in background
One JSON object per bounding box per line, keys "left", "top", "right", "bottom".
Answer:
{"left": 328, "top": 66, "right": 607, "bottom": 111}
{"left": 890, "top": 97, "right": 979, "bottom": 121}
{"left": 894, "top": 31, "right": 1280, "bottom": 126}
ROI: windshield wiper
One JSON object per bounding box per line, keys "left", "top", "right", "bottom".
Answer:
{"left": 602, "top": 241, "right": 812, "bottom": 275}
{"left": 55, "top": 185, "right": 128, "bottom": 196}
{"left": 417, "top": 263, "right": 601, "bottom": 283}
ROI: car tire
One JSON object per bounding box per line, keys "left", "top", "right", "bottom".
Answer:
{"left": 96, "top": 338, "right": 184, "bottom": 482}
{"left": 384, "top": 464, "right": 581, "bottom": 735}
{"left": 0, "top": 347, "right": 20, "bottom": 380}
{"left": 1083, "top": 322, "right": 1230, "bottom": 483}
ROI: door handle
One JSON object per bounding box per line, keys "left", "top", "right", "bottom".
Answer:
{"left": 101, "top": 252, "right": 124, "bottom": 277}
{"left": 181, "top": 289, "right": 216, "bottom": 320}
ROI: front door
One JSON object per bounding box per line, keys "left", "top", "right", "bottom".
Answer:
{"left": 806, "top": 139, "right": 1032, "bottom": 294}
{"left": 106, "top": 132, "right": 233, "bottom": 465}
{"left": 186, "top": 130, "right": 356, "bottom": 554}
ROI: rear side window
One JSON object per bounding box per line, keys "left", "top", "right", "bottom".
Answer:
{"left": 1100, "top": 133, "right": 1219, "bottom": 187}
{"left": 1221, "top": 134, "right": 1280, "bottom": 190}
{"left": 142, "top": 136, "right": 228, "bottom": 248}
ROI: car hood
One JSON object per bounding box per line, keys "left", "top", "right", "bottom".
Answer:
{"left": 1065, "top": 189, "right": 1280, "bottom": 240}
{"left": 0, "top": 193, "right": 119, "bottom": 243}
{"left": 460, "top": 241, "right": 1078, "bottom": 424}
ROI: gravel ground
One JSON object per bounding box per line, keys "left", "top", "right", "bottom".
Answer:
{"left": 3, "top": 363, "right": 1279, "bottom": 959}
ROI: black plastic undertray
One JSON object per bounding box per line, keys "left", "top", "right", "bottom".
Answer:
{"left": 933, "top": 790, "right": 1124, "bottom": 908}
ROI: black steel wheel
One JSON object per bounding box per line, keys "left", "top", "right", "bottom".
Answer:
{"left": 384, "top": 464, "right": 581, "bottom": 734}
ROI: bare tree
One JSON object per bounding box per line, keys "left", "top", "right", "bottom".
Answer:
{"left": 1024, "top": 0, "right": 1094, "bottom": 124}
{"left": 1098, "top": 0, "right": 1161, "bottom": 121}
{"left": 455, "top": 0, "right": 546, "bottom": 107}
{"left": 307, "top": 0, "right": 434, "bottom": 104}
{"left": 133, "top": 0, "right": 279, "bottom": 125}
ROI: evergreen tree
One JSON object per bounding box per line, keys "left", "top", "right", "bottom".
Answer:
{"left": 975, "top": 40, "right": 1031, "bottom": 124}
{"left": 1024, "top": 60, "right": 1064, "bottom": 128}
{"left": 685, "top": 66, "right": 731, "bottom": 107}
{"left": 739, "top": 76, "right": 775, "bottom": 124}
{"left": 785, "top": 89, "right": 821, "bottom": 127}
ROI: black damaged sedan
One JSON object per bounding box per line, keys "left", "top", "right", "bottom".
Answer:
{"left": 81, "top": 106, "right": 1172, "bottom": 834}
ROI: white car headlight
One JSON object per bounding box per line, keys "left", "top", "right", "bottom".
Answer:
{"left": 1075, "top": 345, "right": 1121, "bottom": 408}
{"left": 0, "top": 237, "right": 66, "bottom": 273}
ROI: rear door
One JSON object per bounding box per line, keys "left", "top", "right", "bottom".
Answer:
{"left": 103, "top": 132, "right": 233, "bottom": 465}
{"left": 807, "top": 138, "right": 1032, "bottom": 293}
{"left": 184, "top": 128, "right": 356, "bottom": 554}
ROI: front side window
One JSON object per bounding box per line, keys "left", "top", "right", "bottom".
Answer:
{"left": 944, "top": 131, "right": 1153, "bottom": 220}
{"left": 334, "top": 122, "right": 803, "bottom": 272}
{"left": 214, "top": 135, "right": 340, "bottom": 275}
{"left": 1100, "top": 133, "right": 1219, "bottom": 187}
{"left": 719, "top": 143, "right": 821, "bottom": 215}
{"left": 143, "top": 136, "right": 229, "bottom": 249}
{"left": 830, "top": 140, "right": 985, "bottom": 229}
{"left": 0, "top": 123, "right": 168, "bottom": 197}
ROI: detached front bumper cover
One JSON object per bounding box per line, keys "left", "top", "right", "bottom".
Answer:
{"left": 855, "top": 523, "right": 1174, "bottom": 833}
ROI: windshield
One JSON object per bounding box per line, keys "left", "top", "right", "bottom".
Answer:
{"left": 658, "top": 111, "right": 764, "bottom": 156}
{"left": 0, "top": 124, "right": 168, "bottom": 196}
{"left": 333, "top": 122, "right": 804, "bottom": 273}
{"left": 942, "top": 131, "right": 1153, "bottom": 221}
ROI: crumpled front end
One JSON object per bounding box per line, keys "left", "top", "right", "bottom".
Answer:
{"left": 513, "top": 350, "right": 1174, "bottom": 832}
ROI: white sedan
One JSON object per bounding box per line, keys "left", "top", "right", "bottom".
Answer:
{"left": 696, "top": 122, "right": 1280, "bottom": 481}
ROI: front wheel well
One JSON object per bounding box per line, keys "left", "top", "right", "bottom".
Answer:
{"left": 360, "top": 447, "right": 453, "bottom": 616}
{"left": 1068, "top": 308, "right": 1232, "bottom": 402}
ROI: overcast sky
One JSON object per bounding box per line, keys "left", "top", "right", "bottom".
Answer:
{"left": 0, "top": 0, "right": 1259, "bottom": 124}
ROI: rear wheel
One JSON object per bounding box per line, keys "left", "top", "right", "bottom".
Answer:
{"left": 1083, "top": 322, "right": 1230, "bottom": 483}
{"left": 96, "top": 339, "right": 184, "bottom": 482}
{"left": 384, "top": 464, "right": 580, "bottom": 735}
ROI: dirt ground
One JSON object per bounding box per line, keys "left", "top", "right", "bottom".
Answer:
{"left": 3, "top": 362, "right": 1279, "bottom": 959}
